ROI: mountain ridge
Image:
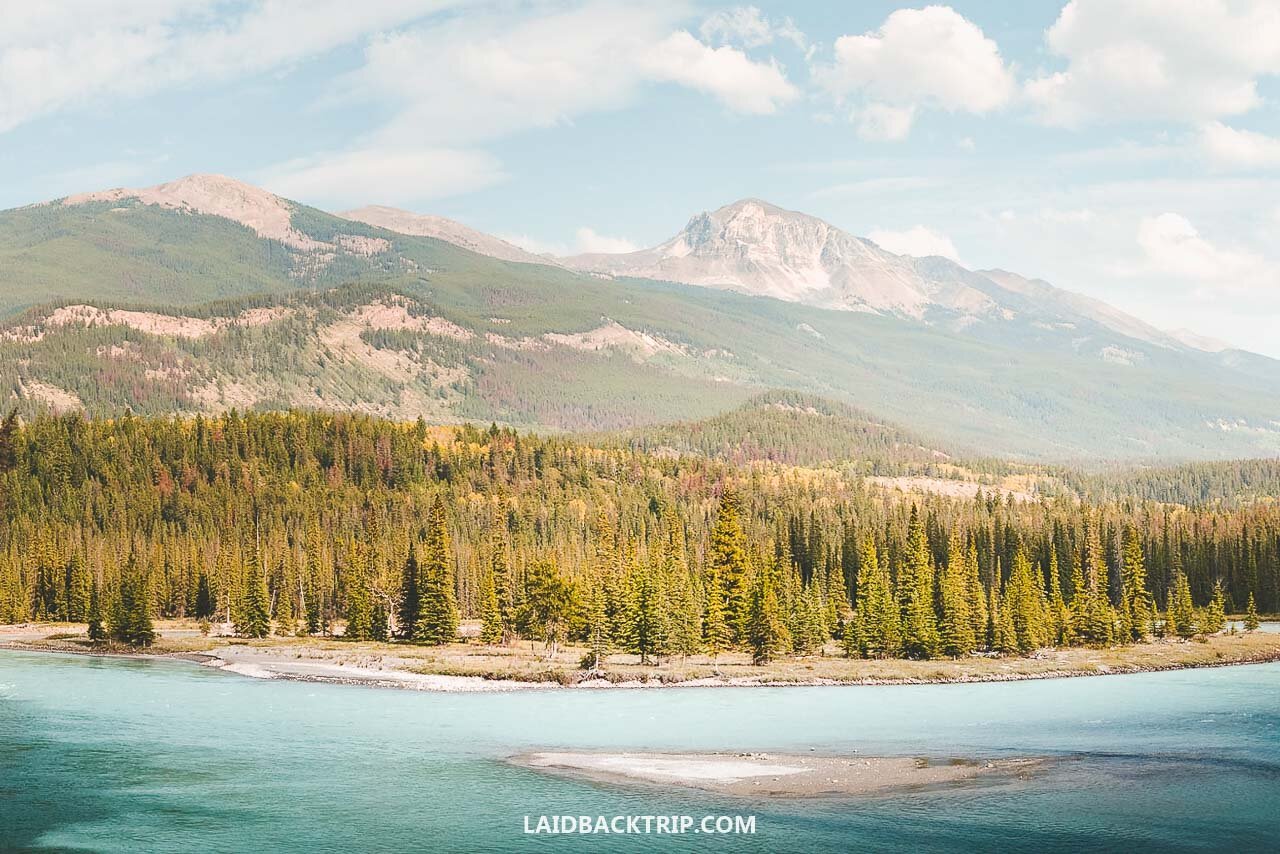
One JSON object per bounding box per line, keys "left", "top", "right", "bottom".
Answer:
{"left": 2, "top": 174, "right": 1277, "bottom": 462}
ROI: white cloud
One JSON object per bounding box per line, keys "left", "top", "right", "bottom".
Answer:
{"left": 699, "top": 6, "right": 806, "bottom": 50}
{"left": 574, "top": 227, "right": 638, "bottom": 254}
{"left": 0, "top": 0, "right": 456, "bottom": 134}
{"left": 855, "top": 103, "right": 915, "bottom": 141}
{"left": 352, "top": 3, "right": 797, "bottom": 148}
{"left": 1200, "top": 121, "right": 1280, "bottom": 171}
{"left": 1133, "top": 212, "right": 1274, "bottom": 298}
{"left": 868, "top": 225, "right": 962, "bottom": 263}
{"left": 645, "top": 31, "right": 798, "bottom": 114}
{"left": 259, "top": 148, "right": 506, "bottom": 208}
{"left": 1026, "top": 0, "right": 1280, "bottom": 126}
{"left": 816, "top": 6, "right": 1014, "bottom": 140}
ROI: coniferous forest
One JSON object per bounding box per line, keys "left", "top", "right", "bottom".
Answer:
{"left": 1, "top": 410, "right": 1275, "bottom": 663}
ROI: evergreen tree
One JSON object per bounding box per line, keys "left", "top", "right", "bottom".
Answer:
{"left": 899, "top": 507, "right": 940, "bottom": 659}
{"left": 343, "top": 557, "right": 372, "bottom": 641}
{"left": 747, "top": 561, "right": 790, "bottom": 664}
{"left": 479, "top": 562, "right": 504, "bottom": 645}
{"left": 622, "top": 557, "right": 666, "bottom": 664}
{"left": 1078, "top": 521, "right": 1114, "bottom": 646}
{"left": 195, "top": 572, "right": 215, "bottom": 619}
{"left": 1005, "top": 548, "right": 1048, "bottom": 653}
{"left": 1243, "top": 594, "right": 1261, "bottom": 631}
{"left": 1201, "top": 584, "right": 1226, "bottom": 634}
{"left": 109, "top": 554, "right": 156, "bottom": 646}
{"left": 397, "top": 544, "right": 420, "bottom": 639}
{"left": 1167, "top": 571, "right": 1198, "bottom": 638}
{"left": 938, "top": 531, "right": 975, "bottom": 657}
{"left": 415, "top": 499, "right": 460, "bottom": 645}
{"left": 369, "top": 599, "right": 390, "bottom": 642}
{"left": 702, "top": 565, "right": 731, "bottom": 665}
{"left": 848, "top": 535, "right": 901, "bottom": 658}
{"left": 516, "top": 560, "right": 575, "bottom": 657}
{"left": 86, "top": 576, "right": 105, "bottom": 642}
{"left": 236, "top": 537, "right": 272, "bottom": 639}
{"left": 709, "top": 490, "right": 750, "bottom": 641}
{"left": 1121, "top": 526, "right": 1153, "bottom": 642}
{"left": 65, "top": 551, "right": 91, "bottom": 622}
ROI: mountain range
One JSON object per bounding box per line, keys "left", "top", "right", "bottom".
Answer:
{"left": 0, "top": 173, "right": 1276, "bottom": 462}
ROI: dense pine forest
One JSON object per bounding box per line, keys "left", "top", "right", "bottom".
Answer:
{"left": 0, "top": 411, "right": 1275, "bottom": 660}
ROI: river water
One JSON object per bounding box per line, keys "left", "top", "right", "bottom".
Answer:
{"left": 2, "top": 649, "right": 1278, "bottom": 852}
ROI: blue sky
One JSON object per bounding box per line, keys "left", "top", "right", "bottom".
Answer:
{"left": 3, "top": 1, "right": 1279, "bottom": 354}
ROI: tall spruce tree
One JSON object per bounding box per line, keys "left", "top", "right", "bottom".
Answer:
{"left": 415, "top": 499, "right": 459, "bottom": 645}
{"left": 709, "top": 490, "right": 750, "bottom": 642}
{"left": 1120, "top": 526, "right": 1153, "bottom": 642}
{"left": 747, "top": 559, "right": 789, "bottom": 664}
{"left": 236, "top": 535, "right": 272, "bottom": 639}
{"left": 899, "top": 507, "right": 940, "bottom": 659}
{"left": 86, "top": 576, "right": 105, "bottom": 642}
{"left": 397, "top": 544, "right": 420, "bottom": 639}
{"left": 939, "top": 532, "right": 976, "bottom": 657}
{"left": 479, "top": 561, "right": 504, "bottom": 645}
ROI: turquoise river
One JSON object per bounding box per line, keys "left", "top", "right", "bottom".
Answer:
{"left": 2, "top": 650, "right": 1278, "bottom": 852}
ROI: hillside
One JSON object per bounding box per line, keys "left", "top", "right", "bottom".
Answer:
{"left": 2, "top": 176, "right": 1279, "bottom": 461}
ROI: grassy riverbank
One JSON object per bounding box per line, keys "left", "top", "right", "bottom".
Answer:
{"left": 6, "top": 619, "right": 1280, "bottom": 690}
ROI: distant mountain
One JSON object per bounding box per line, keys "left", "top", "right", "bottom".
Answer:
{"left": 557, "top": 199, "right": 1225, "bottom": 362}
{"left": 2, "top": 175, "right": 1279, "bottom": 462}
{"left": 341, "top": 205, "right": 557, "bottom": 267}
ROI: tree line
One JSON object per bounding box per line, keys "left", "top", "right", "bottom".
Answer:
{"left": 0, "top": 411, "right": 1274, "bottom": 661}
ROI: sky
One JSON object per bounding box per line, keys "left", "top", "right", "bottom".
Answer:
{"left": 2, "top": 1, "right": 1279, "bottom": 355}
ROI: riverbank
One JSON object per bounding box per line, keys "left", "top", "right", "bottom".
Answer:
{"left": 10, "top": 622, "right": 1280, "bottom": 696}
{"left": 513, "top": 751, "right": 1049, "bottom": 797}
{"left": 5, "top": 620, "right": 1280, "bottom": 692}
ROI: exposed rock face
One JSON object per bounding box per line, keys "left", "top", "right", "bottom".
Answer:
{"left": 561, "top": 199, "right": 995, "bottom": 318}
{"left": 557, "top": 200, "right": 1191, "bottom": 355}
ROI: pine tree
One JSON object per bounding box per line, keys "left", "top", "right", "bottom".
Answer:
{"left": 1078, "top": 520, "right": 1114, "bottom": 646}
{"left": 993, "top": 587, "right": 1018, "bottom": 654}
{"left": 415, "top": 499, "right": 460, "bottom": 645}
{"left": 581, "top": 570, "right": 610, "bottom": 669}
{"left": 1005, "top": 548, "right": 1048, "bottom": 653}
{"left": 899, "top": 507, "right": 940, "bottom": 659}
{"left": 369, "top": 599, "right": 390, "bottom": 642}
{"left": 343, "top": 553, "right": 372, "bottom": 641}
{"left": 109, "top": 554, "right": 156, "bottom": 647}
{"left": 65, "top": 550, "right": 91, "bottom": 622}
{"left": 965, "top": 541, "right": 988, "bottom": 647}
{"left": 236, "top": 537, "right": 272, "bottom": 639}
{"left": 1243, "top": 593, "right": 1261, "bottom": 631}
{"left": 195, "top": 572, "right": 215, "bottom": 619}
{"left": 703, "top": 565, "right": 732, "bottom": 665}
{"left": 1201, "top": 584, "right": 1226, "bottom": 634}
{"left": 86, "top": 576, "right": 105, "bottom": 642}
{"left": 848, "top": 535, "right": 901, "bottom": 658}
{"left": 747, "top": 561, "right": 790, "bottom": 664}
{"left": 622, "top": 557, "right": 666, "bottom": 664}
{"left": 479, "top": 561, "right": 504, "bottom": 645}
{"left": 938, "top": 531, "right": 975, "bottom": 657}
{"left": 1044, "top": 546, "right": 1068, "bottom": 646}
{"left": 397, "top": 544, "right": 420, "bottom": 639}
{"left": 709, "top": 490, "right": 750, "bottom": 642}
{"left": 1121, "top": 526, "right": 1153, "bottom": 642}
{"left": 1167, "top": 571, "right": 1197, "bottom": 638}
{"left": 516, "top": 560, "right": 575, "bottom": 657}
